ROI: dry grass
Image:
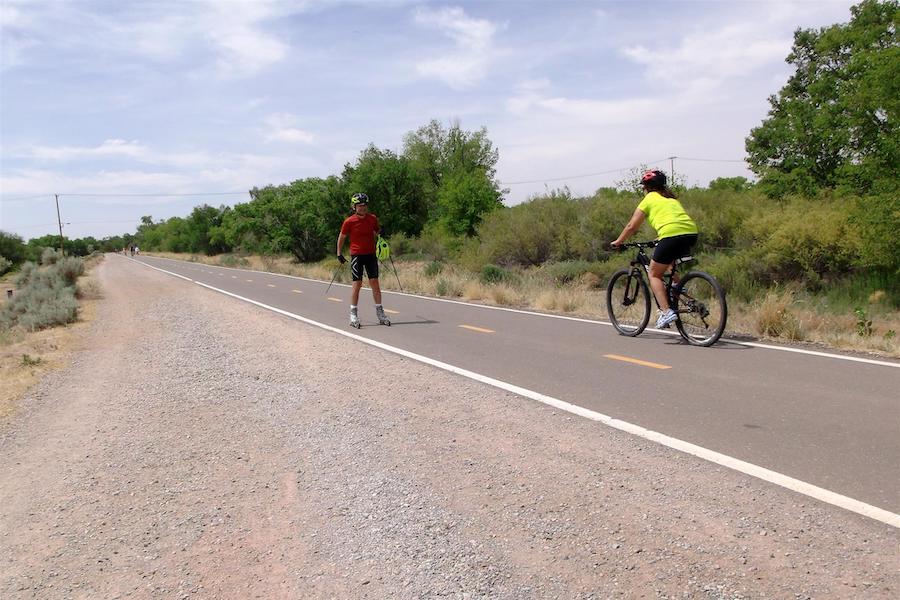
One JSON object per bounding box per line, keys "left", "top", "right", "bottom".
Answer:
{"left": 147, "top": 252, "right": 899, "bottom": 357}
{"left": 752, "top": 289, "right": 804, "bottom": 340}
{"left": 0, "top": 256, "right": 104, "bottom": 420}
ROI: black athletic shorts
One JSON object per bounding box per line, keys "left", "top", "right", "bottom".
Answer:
{"left": 653, "top": 234, "right": 698, "bottom": 264}
{"left": 350, "top": 253, "right": 379, "bottom": 281}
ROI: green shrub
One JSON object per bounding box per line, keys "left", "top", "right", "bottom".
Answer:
{"left": 424, "top": 261, "right": 444, "bottom": 277}
{"left": 0, "top": 230, "right": 27, "bottom": 266}
{"left": 0, "top": 256, "right": 11, "bottom": 276}
{"left": 740, "top": 199, "right": 860, "bottom": 285}
{"left": 480, "top": 264, "right": 509, "bottom": 284}
{"left": 58, "top": 257, "right": 85, "bottom": 286}
{"left": 848, "top": 193, "right": 900, "bottom": 273}
{"left": 854, "top": 307, "right": 873, "bottom": 337}
{"left": 41, "top": 247, "right": 61, "bottom": 266}
{"left": 699, "top": 251, "right": 765, "bottom": 303}
{"left": 0, "top": 256, "right": 85, "bottom": 331}
{"left": 475, "top": 190, "right": 590, "bottom": 267}
{"left": 387, "top": 232, "right": 415, "bottom": 257}
{"left": 219, "top": 254, "right": 250, "bottom": 268}
{"left": 21, "top": 354, "right": 42, "bottom": 366}
{"left": 410, "top": 224, "right": 464, "bottom": 261}
{"left": 12, "top": 262, "right": 36, "bottom": 286}
{"left": 541, "top": 260, "right": 596, "bottom": 286}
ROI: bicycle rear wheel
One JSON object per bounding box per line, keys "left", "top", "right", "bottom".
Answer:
{"left": 606, "top": 269, "right": 651, "bottom": 336}
{"left": 674, "top": 271, "right": 727, "bottom": 346}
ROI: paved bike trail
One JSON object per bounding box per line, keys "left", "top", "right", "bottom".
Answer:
{"left": 129, "top": 255, "right": 900, "bottom": 515}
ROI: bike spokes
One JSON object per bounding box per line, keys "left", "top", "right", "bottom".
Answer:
{"left": 607, "top": 269, "right": 651, "bottom": 336}
{"left": 674, "top": 272, "right": 727, "bottom": 346}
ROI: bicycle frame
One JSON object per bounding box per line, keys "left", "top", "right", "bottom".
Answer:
{"left": 625, "top": 243, "right": 681, "bottom": 313}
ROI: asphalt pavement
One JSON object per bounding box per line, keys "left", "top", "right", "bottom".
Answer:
{"left": 128, "top": 254, "right": 900, "bottom": 517}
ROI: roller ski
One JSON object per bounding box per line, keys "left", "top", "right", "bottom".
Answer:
{"left": 376, "top": 306, "right": 391, "bottom": 326}
{"left": 349, "top": 308, "right": 361, "bottom": 329}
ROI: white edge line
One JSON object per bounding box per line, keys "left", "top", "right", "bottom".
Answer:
{"left": 135, "top": 255, "right": 900, "bottom": 369}
{"left": 131, "top": 256, "right": 900, "bottom": 529}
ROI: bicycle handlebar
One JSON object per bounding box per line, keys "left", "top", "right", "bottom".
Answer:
{"left": 613, "top": 240, "right": 658, "bottom": 250}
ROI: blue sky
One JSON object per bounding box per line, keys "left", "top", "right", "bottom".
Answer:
{"left": 1, "top": 0, "right": 858, "bottom": 241}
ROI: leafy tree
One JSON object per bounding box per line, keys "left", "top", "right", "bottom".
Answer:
{"left": 24, "top": 235, "right": 63, "bottom": 262}
{"left": 436, "top": 169, "right": 504, "bottom": 236}
{"left": 342, "top": 145, "right": 429, "bottom": 237}
{"left": 746, "top": 0, "right": 899, "bottom": 196}
{"left": 402, "top": 119, "right": 505, "bottom": 234}
{"left": 214, "top": 178, "right": 345, "bottom": 262}
{"left": 708, "top": 176, "right": 753, "bottom": 192}
{"left": 184, "top": 204, "right": 229, "bottom": 255}
{"left": 0, "top": 231, "right": 27, "bottom": 265}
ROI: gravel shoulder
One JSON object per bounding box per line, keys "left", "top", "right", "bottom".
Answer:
{"left": 1, "top": 255, "right": 897, "bottom": 599}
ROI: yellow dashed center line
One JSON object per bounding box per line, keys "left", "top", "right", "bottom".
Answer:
{"left": 245, "top": 279, "right": 253, "bottom": 282}
{"left": 603, "top": 354, "right": 671, "bottom": 370}
{"left": 267, "top": 284, "right": 276, "bottom": 288}
{"left": 384, "top": 309, "right": 399, "bottom": 314}
{"left": 231, "top": 276, "right": 237, "bottom": 279}
{"left": 327, "top": 297, "right": 343, "bottom": 302}
{"left": 459, "top": 324, "right": 495, "bottom": 334}
{"left": 292, "top": 289, "right": 303, "bottom": 294}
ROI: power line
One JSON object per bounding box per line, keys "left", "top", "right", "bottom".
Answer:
{"left": 0, "top": 190, "right": 249, "bottom": 204}
{"left": 678, "top": 157, "right": 746, "bottom": 163}
{"left": 0, "top": 193, "right": 55, "bottom": 201}
{"left": 62, "top": 191, "right": 249, "bottom": 197}
{"left": 501, "top": 156, "right": 672, "bottom": 186}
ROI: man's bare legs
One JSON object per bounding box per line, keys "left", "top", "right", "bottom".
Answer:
{"left": 350, "top": 278, "right": 381, "bottom": 305}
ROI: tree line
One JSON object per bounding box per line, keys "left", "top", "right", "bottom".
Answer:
{"left": 136, "top": 119, "right": 505, "bottom": 261}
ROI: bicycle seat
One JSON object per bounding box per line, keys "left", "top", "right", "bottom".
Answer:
{"left": 674, "top": 255, "right": 694, "bottom": 265}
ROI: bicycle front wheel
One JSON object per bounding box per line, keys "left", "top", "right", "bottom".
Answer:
{"left": 606, "top": 269, "right": 651, "bottom": 336}
{"left": 674, "top": 271, "right": 727, "bottom": 346}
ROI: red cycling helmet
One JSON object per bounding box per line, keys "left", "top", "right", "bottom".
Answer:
{"left": 641, "top": 169, "right": 666, "bottom": 187}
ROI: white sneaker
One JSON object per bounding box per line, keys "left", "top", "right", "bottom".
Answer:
{"left": 656, "top": 308, "right": 677, "bottom": 329}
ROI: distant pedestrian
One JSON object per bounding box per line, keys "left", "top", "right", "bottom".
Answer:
{"left": 336, "top": 193, "right": 390, "bottom": 328}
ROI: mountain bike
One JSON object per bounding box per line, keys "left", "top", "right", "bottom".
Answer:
{"left": 606, "top": 241, "right": 727, "bottom": 347}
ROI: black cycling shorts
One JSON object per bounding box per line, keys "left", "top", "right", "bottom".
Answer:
{"left": 350, "top": 253, "right": 379, "bottom": 281}
{"left": 653, "top": 234, "right": 698, "bottom": 264}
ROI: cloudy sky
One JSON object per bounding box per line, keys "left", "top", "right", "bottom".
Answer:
{"left": 1, "top": 0, "right": 857, "bottom": 241}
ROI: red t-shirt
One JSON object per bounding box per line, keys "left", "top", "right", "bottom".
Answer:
{"left": 340, "top": 213, "right": 379, "bottom": 255}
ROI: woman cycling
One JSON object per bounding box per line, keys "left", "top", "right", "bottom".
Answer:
{"left": 611, "top": 169, "right": 698, "bottom": 329}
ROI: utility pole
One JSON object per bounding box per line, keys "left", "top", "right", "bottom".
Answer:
{"left": 668, "top": 156, "right": 677, "bottom": 186}
{"left": 55, "top": 193, "right": 65, "bottom": 256}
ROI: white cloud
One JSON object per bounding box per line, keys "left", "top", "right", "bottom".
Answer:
{"left": 203, "top": 1, "right": 290, "bottom": 77}
{"left": 506, "top": 81, "right": 658, "bottom": 125}
{"left": 622, "top": 23, "right": 789, "bottom": 89}
{"left": 0, "top": 2, "right": 37, "bottom": 68}
{"left": 0, "top": 0, "right": 297, "bottom": 77}
{"left": 23, "top": 139, "right": 149, "bottom": 161}
{"left": 413, "top": 6, "right": 499, "bottom": 89}
{"left": 262, "top": 113, "right": 316, "bottom": 144}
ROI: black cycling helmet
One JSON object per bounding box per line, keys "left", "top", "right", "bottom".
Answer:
{"left": 350, "top": 192, "right": 369, "bottom": 207}
{"left": 641, "top": 169, "right": 666, "bottom": 187}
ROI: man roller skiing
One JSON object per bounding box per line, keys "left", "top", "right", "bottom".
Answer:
{"left": 336, "top": 193, "right": 390, "bottom": 328}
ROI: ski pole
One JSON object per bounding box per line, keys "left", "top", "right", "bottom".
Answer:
{"left": 325, "top": 264, "right": 343, "bottom": 295}
{"left": 388, "top": 255, "right": 403, "bottom": 292}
